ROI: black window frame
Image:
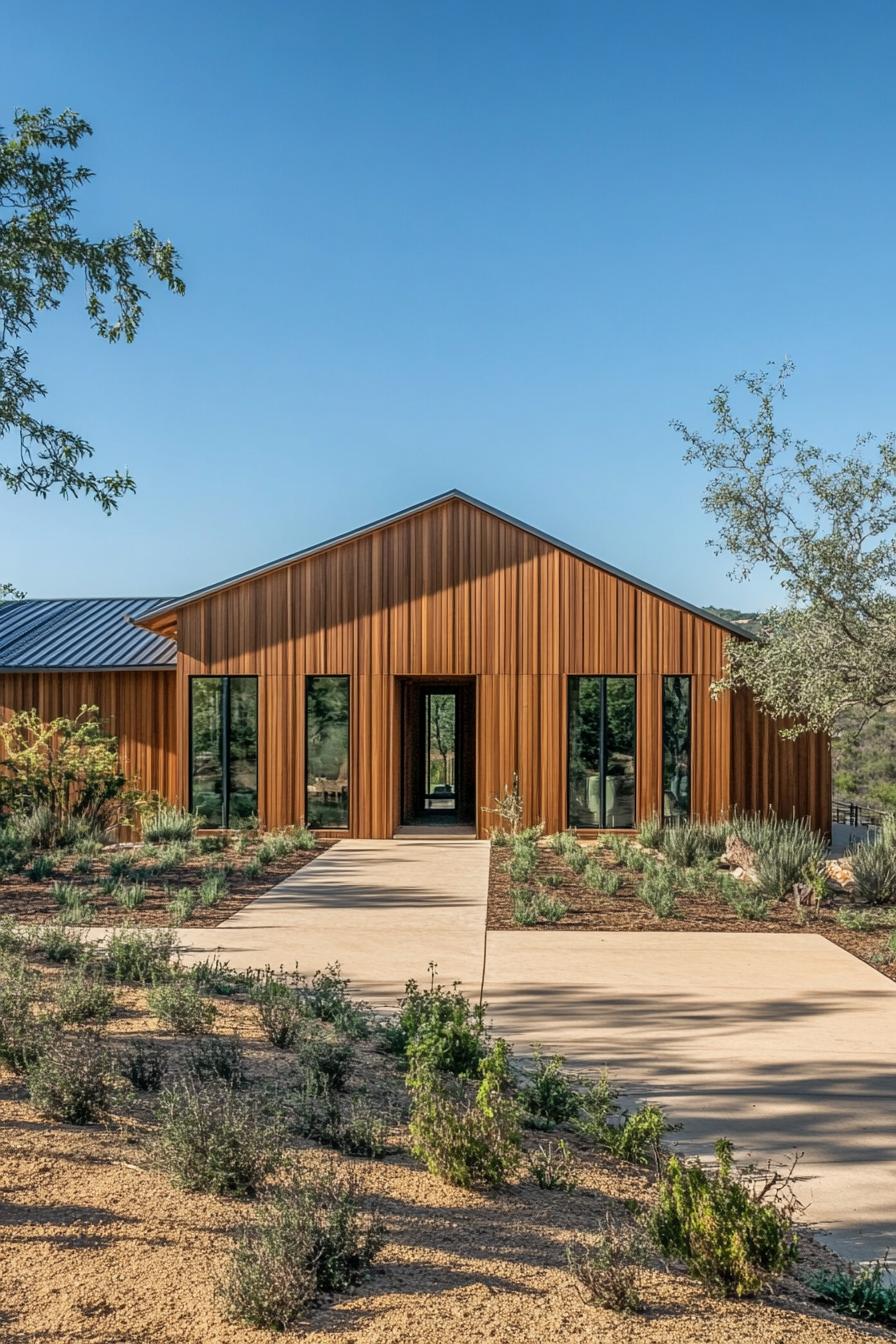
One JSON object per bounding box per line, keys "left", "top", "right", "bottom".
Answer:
{"left": 566, "top": 675, "right": 637, "bottom": 829}
{"left": 189, "top": 675, "right": 258, "bottom": 829}
{"left": 305, "top": 674, "right": 351, "bottom": 831}
{"left": 662, "top": 674, "right": 692, "bottom": 823}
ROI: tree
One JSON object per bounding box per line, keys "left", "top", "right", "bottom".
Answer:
{"left": 674, "top": 361, "right": 896, "bottom": 739}
{"left": 0, "top": 107, "right": 185, "bottom": 595}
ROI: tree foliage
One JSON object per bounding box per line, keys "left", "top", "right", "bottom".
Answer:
{"left": 0, "top": 107, "right": 185, "bottom": 594}
{"left": 675, "top": 361, "right": 896, "bottom": 738}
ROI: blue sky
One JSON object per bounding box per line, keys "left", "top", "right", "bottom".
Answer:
{"left": 2, "top": 0, "right": 894, "bottom": 608}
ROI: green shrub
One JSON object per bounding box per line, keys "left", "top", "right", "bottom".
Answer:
{"left": 198, "top": 873, "right": 228, "bottom": 907}
{"left": 167, "top": 887, "right": 199, "bottom": 924}
{"left": 623, "top": 844, "right": 649, "bottom": 873}
{"left": 527, "top": 1138, "right": 578, "bottom": 1190}
{"left": 31, "top": 919, "right": 86, "bottom": 963}
{"left": 293, "top": 1033, "right": 353, "bottom": 1093}
{"left": 53, "top": 967, "right": 116, "bottom": 1025}
{"left": 101, "top": 927, "right": 177, "bottom": 983}
{"left": 723, "top": 888, "right": 770, "bottom": 921}
{"left": 511, "top": 886, "right": 568, "bottom": 926}
{"left": 185, "top": 1034, "right": 247, "bottom": 1087}
{"left": 647, "top": 1138, "right": 798, "bottom": 1296}
{"left": 407, "top": 1048, "right": 521, "bottom": 1188}
{"left": 154, "top": 1081, "right": 285, "bottom": 1196}
{"left": 188, "top": 956, "right": 254, "bottom": 997}
{"left": 49, "top": 878, "right": 77, "bottom": 908}
{"left": 254, "top": 981, "right": 308, "bottom": 1048}
{"left": 583, "top": 861, "right": 621, "bottom": 895}
{"left": 637, "top": 867, "right": 679, "bottom": 919}
{"left": 149, "top": 977, "right": 217, "bottom": 1035}
{"left": 119, "top": 1038, "right": 166, "bottom": 1091}
{"left": 0, "top": 915, "right": 26, "bottom": 956}
{"left": 836, "top": 907, "right": 880, "bottom": 931}
{"left": 72, "top": 854, "right": 93, "bottom": 876}
{"left": 661, "top": 823, "right": 700, "bottom": 867}
{"left": 385, "top": 972, "right": 487, "bottom": 1076}
{"left": 808, "top": 1260, "right": 896, "bottom": 1325}
{"left": 141, "top": 803, "right": 199, "bottom": 844}
{"left": 199, "top": 832, "right": 229, "bottom": 854}
{"left": 221, "top": 1166, "right": 385, "bottom": 1330}
{"left": 288, "top": 825, "right": 316, "bottom": 851}
{"left": 564, "top": 843, "right": 590, "bottom": 875}
{"left": 313, "top": 1097, "right": 390, "bottom": 1158}
{"left": 109, "top": 852, "right": 135, "bottom": 879}
{"left": 27, "top": 1031, "right": 115, "bottom": 1123}
{"left": 507, "top": 847, "right": 538, "bottom": 883}
{"left": 603, "top": 1102, "right": 676, "bottom": 1165}
{"left": 851, "top": 839, "right": 896, "bottom": 906}
{"left": 301, "top": 963, "right": 369, "bottom": 1038}
{"left": 0, "top": 962, "right": 55, "bottom": 1069}
{"left": 567, "top": 1215, "right": 649, "bottom": 1313}
{"left": 637, "top": 815, "right": 664, "bottom": 850}
{"left": 152, "top": 841, "right": 190, "bottom": 873}
{"left": 520, "top": 1047, "right": 581, "bottom": 1128}
{"left": 489, "top": 826, "right": 511, "bottom": 847}
{"left": 243, "top": 857, "right": 264, "bottom": 879}
{"left": 731, "top": 815, "right": 826, "bottom": 901}
{"left": 27, "top": 852, "right": 56, "bottom": 881}
{"left": 115, "top": 881, "right": 148, "bottom": 911}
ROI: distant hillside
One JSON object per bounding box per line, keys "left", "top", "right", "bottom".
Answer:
{"left": 703, "top": 606, "right": 763, "bottom": 636}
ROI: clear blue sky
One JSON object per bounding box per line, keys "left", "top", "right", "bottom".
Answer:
{"left": 2, "top": 0, "right": 894, "bottom": 608}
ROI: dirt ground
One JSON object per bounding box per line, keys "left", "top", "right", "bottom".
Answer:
{"left": 0, "top": 838, "right": 331, "bottom": 927}
{"left": 0, "top": 963, "right": 889, "bottom": 1344}
{"left": 487, "top": 841, "right": 896, "bottom": 985}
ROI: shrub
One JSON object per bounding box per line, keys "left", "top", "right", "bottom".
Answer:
{"left": 583, "top": 861, "right": 621, "bottom": 896}
{"left": 731, "top": 815, "right": 826, "bottom": 901}
{"left": 527, "top": 1139, "right": 578, "bottom": 1190}
{"left": 221, "top": 1165, "right": 385, "bottom": 1330}
{"left": 808, "top": 1260, "right": 896, "bottom": 1325}
{"left": 101, "top": 926, "right": 177, "bottom": 983}
{"left": 72, "top": 854, "right": 93, "bottom": 876}
{"left": 293, "top": 1033, "right": 353, "bottom": 1093}
{"left": 0, "top": 962, "right": 55, "bottom": 1069}
{"left": 318, "top": 1098, "right": 390, "bottom": 1158}
{"left": 602, "top": 1102, "right": 676, "bottom": 1166}
{"left": 31, "top": 919, "right": 86, "bottom": 963}
{"left": 53, "top": 968, "right": 116, "bottom": 1025}
{"left": 637, "top": 815, "right": 664, "bottom": 850}
{"left": 407, "top": 1049, "right": 521, "bottom": 1188}
{"left": 115, "top": 881, "right": 148, "bottom": 911}
{"left": 851, "top": 839, "right": 896, "bottom": 906}
{"left": 141, "top": 802, "right": 199, "bottom": 844}
{"left": 198, "top": 832, "right": 229, "bottom": 854}
{"left": 243, "top": 858, "right": 264, "bottom": 880}
{"left": 119, "top": 1038, "right": 166, "bottom": 1091}
{"left": 109, "top": 852, "right": 135, "bottom": 879}
{"left": 301, "top": 963, "right": 369, "bottom": 1038}
{"left": 0, "top": 915, "right": 26, "bottom": 956}
{"left": 167, "top": 887, "right": 199, "bottom": 925}
{"left": 154, "top": 1081, "right": 285, "bottom": 1195}
{"left": 149, "top": 977, "right": 217, "bottom": 1035}
{"left": 287, "top": 825, "right": 316, "bottom": 851}
{"left": 0, "top": 707, "right": 134, "bottom": 843}
{"left": 255, "top": 982, "right": 308, "bottom": 1048}
{"left": 661, "top": 823, "right": 700, "bottom": 867}
{"left": 564, "top": 843, "right": 590, "bottom": 876}
{"left": 836, "top": 907, "right": 880, "bottom": 931}
{"left": 188, "top": 956, "right": 254, "bottom": 997}
{"left": 152, "top": 841, "right": 190, "bottom": 872}
{"left": 199, "top": 873, "right": 228, "bottom": 907}
{"left": 506, "top": 847, "right": 538, "bottom": 883}
{"left": 185, "top": 1034, "right": 247, "bottom": 1087}
{"left": 27, "top": 852, "right": 56, "bottom": 881}
{"left": 385, "top": 972, "right": 487, "bottom": 1076}
{"left": 489, "top": 826, "right": 511, "bottom": 847}
{"left": 6, "top": 803, "right": 58, "bottom": 850}
{"left": 647, "top": 1138, "right": 798, "bottom": 1296}
{"left": 511, "top": 886, "right": 568, "bottom": 926}
{"left": 637, "top": 867, "right": 679, "bottom": 919}
{"left": 27, "top": 1031, "right": 115, "bottom": 1123}
{"left": 567, "top": 1215, "right": 649, "bottom": 1313}
{"left": 520, "top": 1047, "right": 582, "bottom": 1128}
{"left": 723, "top": 888, "right": 770, "bottom": 921}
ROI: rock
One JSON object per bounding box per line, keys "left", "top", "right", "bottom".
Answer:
{"left": 825, "top": 857, "right": 855, "bottom": 893}
{"left": 723, "top": 834, "right": 759, "bottom": 883}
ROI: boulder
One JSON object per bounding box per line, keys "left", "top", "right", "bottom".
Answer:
{"left": 723, "top": 834, "right": 759, "bottom": 883}
{"left": 825, "top": 857, "right": 855, "bottom": 894}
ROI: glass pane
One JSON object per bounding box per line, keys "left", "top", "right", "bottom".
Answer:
{"left": 425, "top": 693, "right": 456, "bottom": 811}
{"left": 663, "top": 676, "right": 691, "bottom": 821}
{"left": 306, "top": 676, "right": 350, "bottom": 828}
{"left": 190, "top": 678, "right": 224, "bottom": 827}
{"left": 568, "top": 677, "right": 603, "bottom": 827}
{"left": 604, "top": 677, "right": 636, "bottom": 828}
{"left": 228, "top": 677, "right": 258, "bottom": 825}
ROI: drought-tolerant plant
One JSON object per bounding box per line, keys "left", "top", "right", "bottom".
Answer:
{"left": 661, "top": 822, "right": 701, "bottom": 867}
{"left": 511, "top": 886, "right": 568, "bottom": 926}
{"left": 0, "top": 915, "right": 26, "bottom": 956}
{"left": 119, "top": 1037, "right": 166, "bottom": 1091}
{"left": 30, "top": 919, "right": 86, "bottom": 963}
{"left": 49, "top": 879, "right": 77, "bottom": 908}
{"left": 637, "top": 815, "right": 664, "bottom": 850}
{"left": 154, "top": 1081, "right": 285, "bottom": 1196}
{"left": 407, "top": 1046, "right": 521, "bottom": 1188}
{"left": 808, "top": 1259, "right": 896, "bottom": 1326}
{"left": 731, "top": 814, "right": 826, "bottom": 901}
{"left": 109, "top": 851, "right": 135, "bottom": 879}
{"left": 723, "top": 888, "right": 771, "bottom": 921}
{"left": 482, "top": 772, "right": 525, "bottom": 837}
{"left": 141, "top": 802, "right": 199, "bottom": 844}
{"left": 53, "top": 967, "right": 116, "bottom": 1025}
{"left": 527, "top": 1139, "right": 578, "bottom": 1191}
{"left": 189, "top": 956, "right": 254, "bottom": 997}
{"left": 322, "top": 1098, "right": 390, "bottom": 1158}
{"left": 185, "top": 1034, "right": 247, "bottom": 1087}
{"left": 101, "top": 926, "right": 177, "bottom": 983}
{"left": 506, "top": 846, "right": 538, "bottom": 883}
{"left": 647, "top": 1138, "right": 799, "bottom": 1296}
{"left": 254, "top": 981, "right": 308, "bottom": 1048}
{"left": 243, "top": 858, "right": 264, "bottom": 880}
{"left": 602, "top": 1102, "right": 676, "bottom": 1166}
{"left": 151, "top": 841, "right": 190, "bottom": 873}
{"left": 637, "top": 866, "right": 679, "bottom": 920}
{"left": 623, "top": 844, "right": 650, "bottom": 873}
{"left": 198, "top": 832, "right": 229, "bottom": 854}
{"left": 301, "top": 963, "right": 369, "bottom": 1039}
{"left": 520, "top": 1048, "right": 582, "bottom": 1128}
{"left": 72, "top": 854, "right": 93, "bottom": 876}
{"left": 293, "top": 1033, "right": 353, "bottom": 1093}
{"left": 384, "top": 968, "right": 487, "bottom": 1076}
{"left": 199, "top": 873, "right": 228, "bottom": 907}
{"left": 567, "top": 1215, "right": 649, "bottom": 1313}
{"left": 149, "top": 976, "right": 217, "bottom": 1035}
{"left": 27, "top": 1031, "right": 116, "bottom": 1124}
{"left": 115, "top": 881, "right": 148, "bottom": 911}
{"left": 851, "top": 838, "right": 896, "bottom": 906}
{"left": 167, "top": 887, "right": 199, "bottom": 925}
{"left": 836, "top": 907, "right": 879, "bottom": 931}
{"left": 583, "top": 861, "right": 621, "bottom": 896}
{"left": 221, "top": 1165, "right": 386, "bottom": 1330}
{"left": 27, "top": 852, "right": 56, "bottom": 881}
{"left": 0, "top": 961, "right": 54, "bottom": 1069}
{"left": 6, "top": 803, "right": 57, "bottom": 850}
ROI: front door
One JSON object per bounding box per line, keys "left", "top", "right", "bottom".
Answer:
{"left": 400, "top": 680, "right": 475, "bottom": 826}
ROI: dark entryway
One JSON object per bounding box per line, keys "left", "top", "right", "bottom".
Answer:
{"left": 400, "top": 679, "right": 476, "bottom": 827}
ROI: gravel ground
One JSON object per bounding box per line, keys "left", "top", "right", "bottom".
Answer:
{"left": 0, "top": 970, "right": 888, "bottom": 1344}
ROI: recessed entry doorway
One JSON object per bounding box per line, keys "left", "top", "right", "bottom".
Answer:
{"left": 399, "top": 679, "right": 476, "bottom": 829}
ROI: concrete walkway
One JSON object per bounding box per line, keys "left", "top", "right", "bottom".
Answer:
{"left": 180, "top": 839, "right": 896, "bottom": 1263}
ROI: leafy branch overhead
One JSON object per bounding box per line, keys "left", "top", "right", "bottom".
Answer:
{"left": 0, "top": 107, "right": 184, "bottom": 525}
{"left": 675, "top": 361, "right": 896, "bottom": 739}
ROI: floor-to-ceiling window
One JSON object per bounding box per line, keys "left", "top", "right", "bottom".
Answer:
{"left": 567, "top": 676, "right": 636, "bottom": 828}
{"left": 662, "top": 675, "right": 691, "bottom": 821}
{"left": 190, "top": 676, "right": 258, "bottom": 827}
{"left": 306, "top": 676, "right": 350, "bottom": 828}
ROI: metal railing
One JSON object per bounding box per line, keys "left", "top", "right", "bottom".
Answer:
{"left": 832, "top": 799, "right": 889, "bottom": 829}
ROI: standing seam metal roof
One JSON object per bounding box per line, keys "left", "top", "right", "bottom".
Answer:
{"left": 0, "top": 598, "right": 177, "bottom": 670}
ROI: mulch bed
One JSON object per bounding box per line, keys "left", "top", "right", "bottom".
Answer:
{"left": 0, "top": 838, "right": 332, "bottom": 927}
{"left": 487, "top": 841, "right": 896, "bottom": 986}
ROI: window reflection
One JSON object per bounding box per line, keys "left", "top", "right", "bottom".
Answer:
{"left": 663, "top": 676, "right": 691, "bottom": 822}
{"left": 568, "top": 677, "right": 636, "bottom": 828}
{"left": 306, "top": 676, "right": 350, "bottom": 829}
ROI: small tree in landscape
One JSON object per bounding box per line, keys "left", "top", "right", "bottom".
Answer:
{"left": 0, "top": 107, "right": 185, "bottom": 596}
{"left": 675, "top": 361, "right": 896, "bottom": 740}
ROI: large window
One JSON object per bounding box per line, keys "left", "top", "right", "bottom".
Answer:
{"left": 662, "top": 676, "right": 691, "bottom": 822}
{"left": 306, "top": 676, "right": 350, "bottom": 829}
{"left": 567, "top": 677, "right": 636, "bottom": 828}
{"left": 190, "top": 676, "right": 258, "bottom": 828}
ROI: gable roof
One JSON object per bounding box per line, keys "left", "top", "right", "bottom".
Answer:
{"left": 135, "top": 490, "right": 754, "bottom": 640}
{"left": 0, "top": 598, "right": 177, "bottom": 671}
